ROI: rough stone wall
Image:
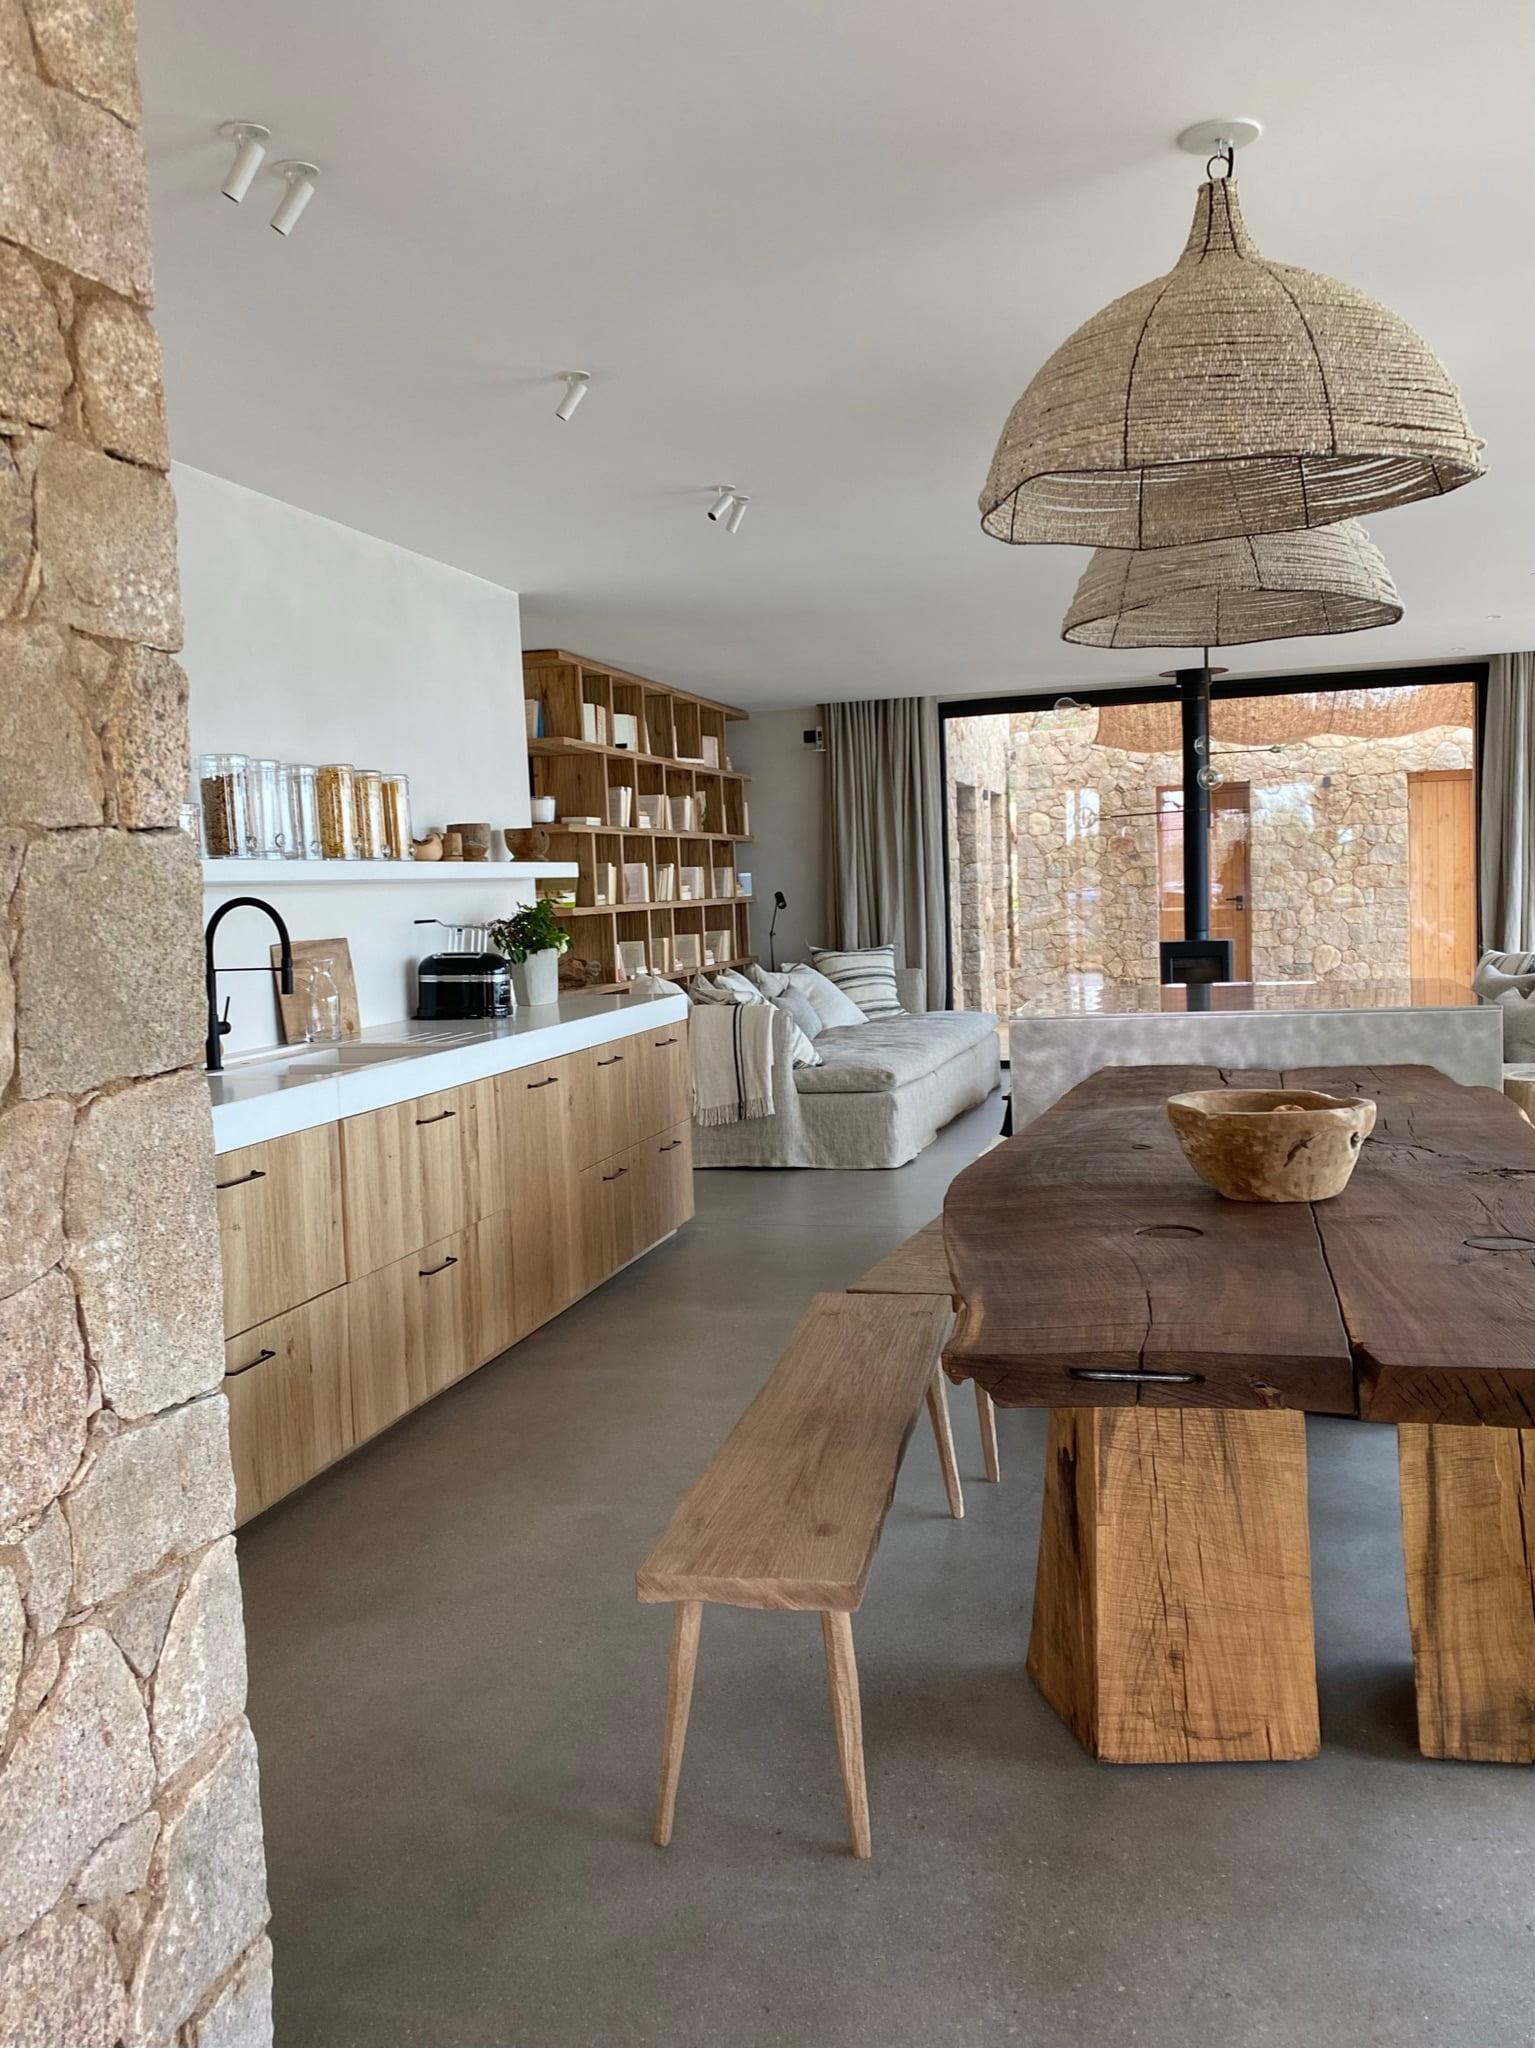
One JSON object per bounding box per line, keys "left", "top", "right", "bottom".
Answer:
{"left": 944, "top": 714, "right": 1012, "bottom": 1010}
{"left": 0, "top": 7, "right": 273, "bottom": 2044}
{"left": 945, "top": 707, "right": 1474, "bottom": 1009}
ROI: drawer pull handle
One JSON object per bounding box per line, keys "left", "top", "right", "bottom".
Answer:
{"left": 228, "top": 1346, "right": 277, "bottom": 1377}
{"left": 526, "top": 1077, "right": 559, "bottom": 1090}
{"left": 215, "top": 1167, "right": 267, "bottom": 1191}
{"left": 654, "top": 1037, "right": 679, "bottom": 1047}
{"left": 659, "top": 1140, "right": 683, "bottom": 1153}
{"left": 418, "top": 1254, "right": 460, "bottom": 1278}
{"left": 602, "top": 1167, "right": 629, "bottom": 1182}
{"left": 415, "top": 1108, "right": 457, "bottom": 1126}
{"left": 597, "top": 1055, "right": 625, "bottom": 1068}
{"left": 1068, "top": 1367, "right": 1204, "bottom": 1386}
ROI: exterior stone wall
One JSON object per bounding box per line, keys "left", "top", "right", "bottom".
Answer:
{"left": 0, "top": 7, "right": 273, "bottom": 2044}
{"left": 946, "top": 705, "right": 1474, "bottom": 1010}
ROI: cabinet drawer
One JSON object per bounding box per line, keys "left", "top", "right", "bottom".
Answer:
{"left": 217, "top": 1124, "right": 345, "bottom": 1338}
{"left": 347, "top": 1228, "right": 474, "bottom": 1443}
{"left": 646, "top": 1120, "right": 694, "bottom": 1240}
{"left": 340, "top": 1089, "right": 472, "bottom": 1278}
{"left": 223, "top": 1288, "right": 351, "bottom": 1524}
{"left": 634, "top": 1024, "right": 690, "bottom": 1142}
{"left": 577, "top": 1042, "right": 638, "bottom": 1166}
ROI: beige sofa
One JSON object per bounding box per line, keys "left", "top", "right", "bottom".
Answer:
{"left": 692, "top": 970, "right": 1001, "bottom": 1169}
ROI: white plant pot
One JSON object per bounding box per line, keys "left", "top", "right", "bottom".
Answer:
{"left": 512, "top": 948, "right": 561, "bottom": 1008}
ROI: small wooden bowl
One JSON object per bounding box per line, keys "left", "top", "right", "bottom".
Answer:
{"left": 1165, "top": 1088, "right": 1377, "bottom": 1203}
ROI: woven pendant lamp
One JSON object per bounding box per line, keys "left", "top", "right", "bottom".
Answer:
{"left": 981, "top": 175, "right": 1484, "bottom": 551}
{"left": 1062, "top": 520, "right": 1402, "bottom": 648}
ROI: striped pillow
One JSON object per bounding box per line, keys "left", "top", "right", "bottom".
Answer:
{"left": 809, "top": 945, "right": 903, "bottom": 1021}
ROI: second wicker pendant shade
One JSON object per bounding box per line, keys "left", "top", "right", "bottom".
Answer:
{"left": 1061, "top": 521, "right": 1402, "bottom": 649}
{"left": 981, "top": 176, "right": 1484, "bottom": 551}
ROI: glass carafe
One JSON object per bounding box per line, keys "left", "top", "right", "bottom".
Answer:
{"left": 302, "top": 957, "right": 343, "bottom": 1044}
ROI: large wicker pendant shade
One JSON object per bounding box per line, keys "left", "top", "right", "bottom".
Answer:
{"left": 981, "top": 177, "right": 1484, "bottom": 551}
{"left": 1062, "top": 521, "right": 1402, "bottom": 649}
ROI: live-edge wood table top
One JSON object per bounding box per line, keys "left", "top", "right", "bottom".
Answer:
{"left": 943, "top": 1063, "right": 1535, "bottom": 1429}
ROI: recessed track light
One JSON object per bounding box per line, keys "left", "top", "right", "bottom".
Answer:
{"left": 555, "top": 372, "right": 591, "bottom": 421}
{"left": 218, "top": 121, "right": 270, "bottom": 202}
{"left": 269, "top": 160, "right": 320, "bottom": 236}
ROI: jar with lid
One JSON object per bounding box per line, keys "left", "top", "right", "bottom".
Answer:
{"left": 251, "top": 758, "right": 286, "bottom": 857}
{"left": 279, "top": 765, "right": 320, "bottom": 860}
{"left": 353, "top": 770, "right": 386, "bottom": 861}
{"left": 198, "top": 754, "right": 248, "bottom": 858}
{"left": 315, "top": 765, "right": 358, "bottom": 859}
{"left": 381, "top": 774, "right": 411, "bottom": 860}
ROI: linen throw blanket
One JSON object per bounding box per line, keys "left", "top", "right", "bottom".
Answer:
{"left": 691, "top": 1002, "right": 775, "bottom": 1127}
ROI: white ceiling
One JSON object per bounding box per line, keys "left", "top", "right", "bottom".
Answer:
{"left": 139, "top": 0, "right": 1535, "bottom": 710}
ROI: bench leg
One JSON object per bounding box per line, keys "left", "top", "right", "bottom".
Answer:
{"left": 925, "top": 1367, "right": 964, "bottom": 1519}
{"left": 1028, "top": 1406, "right": 1319, "bottom": 1763}
{"left": 976, "top": 1385, "right": 1001, "bottom": 1483}
{"left": 1398, "top": 1421, "right": 1535, "bottom": 1762}
{"left": 820, "top": 1611, "right": 872, "bottom": 1857}
{"left": 653, "top": 1599, "right": 703, "bottom": 1846}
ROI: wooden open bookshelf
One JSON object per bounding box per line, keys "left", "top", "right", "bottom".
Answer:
{"left": 522, "top": 650, "right": 754, "bottom": 993}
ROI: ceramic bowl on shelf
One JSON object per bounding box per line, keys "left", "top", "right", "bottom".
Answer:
{"left": 1165, "top": 1088, "right": 1377, "bottom": 1203}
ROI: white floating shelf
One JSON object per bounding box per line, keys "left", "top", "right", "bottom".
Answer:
{"left": 202, "top": 858, "right": 579, "bottom": 887}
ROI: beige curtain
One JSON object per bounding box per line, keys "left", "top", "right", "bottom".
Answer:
{"left": 824, "top": 698, "right": 946, "bottom": 1008}
{"left": 1480, "top": 653, "right": 1535, "bottom": 951}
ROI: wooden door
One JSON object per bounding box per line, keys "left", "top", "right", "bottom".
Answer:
{"left": 223, "top": 1286, "right": 351, "bottom": 1523}
{"left": 577, "top": 1042, "right": 639, "bottom": 1164}
{"left": 347, "top": 1228, "right": 473, "bottom": 1443}
{"left": 1407, "top": 770, "right": 1476, "bottom": 988}
{"left": 498, "top": 1053, "right": 590, "bottom": 1330}
{"left": 631, "top": 1023, "right": 690, "bottom": 1142}
{"left": 633, "top": 1122, "right": 694, "bottom": 1248}
{"left": 340, "top": 1089, "right": 471, "bottom": 1279}
{"left": 1156, "top": 784, "right": 1252, "bottom": 979}
{"left": 217, "top": 1123, "right": 345, "bottom": 1338}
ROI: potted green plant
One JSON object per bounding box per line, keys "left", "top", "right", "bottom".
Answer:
{"left": 489, "top": 896, "right": 570, "bottom": 1008}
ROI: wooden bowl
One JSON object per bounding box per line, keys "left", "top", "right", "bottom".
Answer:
{"left": 1165, "top": 1088, "right": 1376, "bottom": 1203}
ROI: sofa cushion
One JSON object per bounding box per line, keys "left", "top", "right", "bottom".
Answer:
{"left": 809, "top": 944, "right": 903, "bottom": 1020}
{"left": 773, "top": 985, "right": 824, "bottom": 1042}
{"left": 787, "top": 961, "right": 868, "bottom": 1029}
{"left": 794, "top": 1011, "right": 998, "bottom": 1094}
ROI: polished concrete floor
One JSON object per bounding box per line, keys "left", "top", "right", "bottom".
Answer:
{"left": 239, "top": 1093, "right": 1535, "bottom": 2048}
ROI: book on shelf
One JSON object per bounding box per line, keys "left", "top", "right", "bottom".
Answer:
{"left": 622, "top": 861, "right": 648, "bottom": 904}
{"left": 679, "top": 865, "right": 704, "bottom": 902}
{"left": 654, "top": 863, "right": 676, "bottom": 902}
{"left": 612, "top": 712, "right": 641, "bottom": 752}
{"left": 712, "top": 866, "right": 734, "bottom": 898}
{"left": 617, "top": 940, "right": 648, "bottom": 980}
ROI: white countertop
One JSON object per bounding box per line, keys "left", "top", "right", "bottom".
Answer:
{"left": 207, "top": 989, "right": 690, "bottom": 1153}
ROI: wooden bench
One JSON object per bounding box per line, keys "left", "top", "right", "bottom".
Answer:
{"left": 850, "top": 1218, "right": 1001, "bottom": 1485}
{"left": 636, "top": 1290, "right": 956, "bottom": 1857}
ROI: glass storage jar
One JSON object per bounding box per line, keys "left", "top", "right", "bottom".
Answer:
{"left": 381, "top": 774, "right": 411, "bottom": 860}
{"left": 353, "top": 770, "right": 386, "bottom": 861}
{"left": 251, "top": 758, "right": 285, "bottom": 857}
{"left": 315, "top": 764, "right": 358, "bottom": 859}
{"left": 279, "top": 765, "right": 320, "bottom": 860}
{"left": 197, "top": 753, "right": 247, "bottom": 858}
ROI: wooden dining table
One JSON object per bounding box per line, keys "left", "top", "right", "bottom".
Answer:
{"left": 941, "top": 1062, "right": 1535, "bottom": 1767}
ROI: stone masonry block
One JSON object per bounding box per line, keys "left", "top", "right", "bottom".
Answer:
{"left": 0, "top": 1097, "right": 73, "bottom": 1299}
{"left": 33, "top": 438, "right": 181, "bottom": 647}
{"left": 64, "top": 1396, "right": 234, "bottom": 1608}
{"left": 14, "top": 827, "right": 203, "bottom": 1098}
{"left": 93, "top": 644, "right": 189, "bottom": 829}
{"left": 66, "top": 1071, "right": 224, "bottom": 1419}
{"left": 0, "top": 1902, "right": 127, "bottom": 2048}
{"left": 73, "top": 292, "right": 168, "bottom": 468}
{"left": 0, "top": 1269, "right": 88, "bottom": 1545}
{"left": 150, "top": 1537, "right": 247, "bottom": 1779}
{"left": 0, "top": 241, "right": 70, "bottom": 426}
{"left": 24, "top": 0, "right": 141, "bottom": 125}
{"left": 0, "top": 621, "right": 104, "bottom": 826}
{"left": 0, "top": 65, "right": 151, "bottom": 301}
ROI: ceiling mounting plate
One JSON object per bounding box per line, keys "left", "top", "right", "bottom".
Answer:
{"left": 1177, "top": 117, "right": 1263, "bottom": 158}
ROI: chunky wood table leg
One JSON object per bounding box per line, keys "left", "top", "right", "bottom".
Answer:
{"left": 1027, "top": 1406, "right": 1319, "bottom": 1763}
{"left": 653, "top": 1600, "right": 702, "bottom": 1845}
{"left": 1398, "top": 1421, "right": 1535, "bottom": 1762}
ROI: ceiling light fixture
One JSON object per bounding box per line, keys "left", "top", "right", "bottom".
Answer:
{"left": 555, "top": 372, "right": 590, "bottom": 422}
{"left": 707, "top": 487, "right": 738, "bottom": 524}
{"left": 269, "top": 161, "right": 320, "bottom": 237}
{"left": 980, "top": 118, "right": 1484, "bottom": 551}
{"left": 1061, "top": 522, "right": 1403, "bottom": 648}
{"left": 724, "top": 493, "right": 750, "bottom": 534}
{"left": 218, "top": 121, "right": 270, "bottom": 203}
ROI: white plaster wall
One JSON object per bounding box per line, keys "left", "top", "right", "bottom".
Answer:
{"left": 737, "top": 707, "right": 826, "bottom": 969}
{"left": 178, "top": 464, "right": 537, "bottom": 1050}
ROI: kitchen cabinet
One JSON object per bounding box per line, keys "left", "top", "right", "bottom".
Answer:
{"left": 217, "top": 1123, "right": 346, "bottom": 1339}
{"left": 221, "top": 1017, "right": 690, "bottom": 1522}
{"left": 222, "top": 1288, "right": 352, "bottom": 1520}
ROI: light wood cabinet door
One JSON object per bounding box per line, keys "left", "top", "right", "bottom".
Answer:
{"left": 464, "top": 1077, "right": 509, "bottom": 1221}
{"left": 223, "top": 1287, "right": 351, "bottom": 1524}
{"left": 498, "top": 1054, "right": 590, "bottom": 1331}
{"left": 340, "top": 1089, "right": 472, "bottom": 1278}
{"left": 348, "top": 1228, "right": 474, "bottom": 1443}
{"left": 633, "top": 1022, "right": 690, "bottom": 1142}
{"left": 648, "top": 1120, "right": 695, "bottom": 1239}
{"left": 580, "top": 1147, "right": 638, "bottom": 1279}
{"left": 577, "top": 1042, "right": 639, "bottom": 1166}
{"left": 217, "top": 1124, "right": 346, "bottom": 1339}
{"left": 471, "top": 1210, "right": 518, "bottom": 1363}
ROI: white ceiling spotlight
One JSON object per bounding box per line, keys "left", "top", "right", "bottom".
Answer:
{"left": 218, "top": 122, "right": 270, "bottom": 202}
{"left": 555, "top": 372, "right": 591, "bottom": 422}
{"left": 270, "top": 161, "right": 321, "bottom": 237}
{"left": 724, "top": 493, "right": 749, "bottom": 534}
{"left": 707, "top": 486, "right": 738, "bottom": 524}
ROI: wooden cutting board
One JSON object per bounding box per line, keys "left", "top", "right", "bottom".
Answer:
{"left": 270, "top": 937, "right": 361, "bottom": 1043}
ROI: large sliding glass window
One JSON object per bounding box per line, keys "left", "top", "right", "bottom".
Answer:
{"left": 943, "top": 672, "right": 1481, "bottom": 1016}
